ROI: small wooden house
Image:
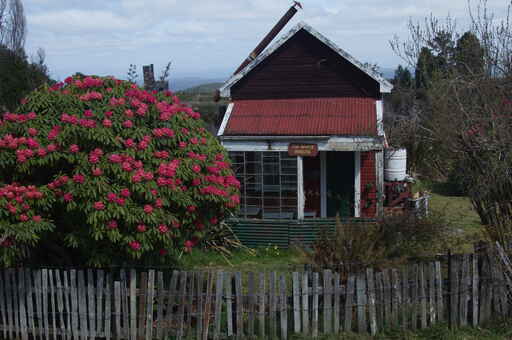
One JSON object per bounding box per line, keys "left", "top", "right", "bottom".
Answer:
{"left": 218, "top": 22, "right": 392, "bottom": 240}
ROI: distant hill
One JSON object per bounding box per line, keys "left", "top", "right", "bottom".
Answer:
{"left": 170, "top": 77, "right": 226, "bottom": 91}
{"left": 179, "top": 82, "right": 224, "bottom": 94}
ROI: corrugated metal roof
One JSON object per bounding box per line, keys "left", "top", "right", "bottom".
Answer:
{"left": 224, "top": 97, "right": 377, "bottom": 136}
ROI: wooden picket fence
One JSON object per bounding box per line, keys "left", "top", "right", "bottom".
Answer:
{"left": 0, "top": 249, "right": 510, "bottom": 339}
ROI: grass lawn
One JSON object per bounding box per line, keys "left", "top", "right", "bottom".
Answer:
{"left": 177, "top": 246, "right": 307, "bottom": 272}
{"left": 413, "top": 180, "right": 486, "bottom": 252}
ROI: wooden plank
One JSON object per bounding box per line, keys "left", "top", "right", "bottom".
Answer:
{"left": 196, "top": 272, "right": 204, "bottom": 340}
{"left": 114, "top": 281, "right": 121, "bottom": 340}
{"left": 344, "top": 274, "right": 355, "bottom": 332}
{"left": 435, "top": 262, "right": 443, "bottom": 322}
{"left": 367, "top": 268, "right": 377, "bottom": 336}
{"left": 450, "top": 257, "right": 459, "bottom": 328}
{"left": 479, "top": 257, "right": 491, "bottom": 324}
{"left": 391, "top": 269, "right": 401, "bottom": 328}
{"left": 292, "top": 272, "right": 300, "bottom": 334}
{"left": 63, "top": 271, "right": 72, "bottom": 340}
{"left": 0, "top": 269, "right": 6, "bottom": 340}
{"left": 47, "top": 269, "right": 56, "bottom": 340}
{"left": 312, "top": 272, "right": 319, "bottom": 338}
{"left": 185, "top": 274, "right": 193, "bottom": 337}
{"left": 69, "top": 270, "right": 79, "bottom": 340}
{"left": 97, "top": 270, "right": 104, "bottom": 338}
{"left": 24, "top": 269, "right": 36, "bottom": 339}
{"left": 419, "top": 264, "right": 427, "bottom": 329}
{"left": 156, "top": 271, "right": 164, "bottom": 340}
{"left": 11, "top": 269, "right": 19, "bottom": 340}
{"left": 356, "top": 271, "right": 367, "bottom": 333}
{"left": 269, "top": 272, "right": 277, "bottom": 339}
{"left": 119, "top": 270, "right": 130, "bottom": 340}
{"left": 6, "top": 269, "right": 15, "bottom": 339}
{"left": 460, "top": 255, "right": 469, "bottom": 326}
{"left": 54, "top": 270, "right": 66, "bottom": 339}
{"left": 333, "top": 273, "right": 341, "bottom": 334}
{"left": 213, "top": 271, "right": 224, "bottom": 340}
{"left": 410, "top": 265, "right": 418, "bottom": 330}
{"left": 105, "top": 272, "right": 112, "bottom": 340}
{"left": 472, "top": 254, "right": 479, "bottom": 327}
{"left": 224, "top": 272, "right": 233, "bottom": 337}
{"left": 323, "top": 270, "right": 332, "bottom": 334}
{"left": 279, "top": 274, "right": 288, "bottom": 340}
{"left": 177, "top": 271, "right": 187, "bottom": 340}
{"left": 77, "top": 270, "right": 88, "bottom": 339}
{"left": 258, "top": 272, "right": 266, "bottom": 338}
{"left": 427, "top": 264, "right": 436, "bottom": 326}
{"left": 248, "top": 272, "right": 256, "bottom": 337}
{"left": 128, "top": 269, "right": 136, "bottom": 340}
{"left": 145, "top": 270, "right": 155, "bottom": 340}
{"left": 8, "top": 269, "right": 16, "bottom": 339}
{"left": 382, "top": 269, "right": 391, "bottom": 327}
{"left": 138, "top": 271, "right": 147, "bottom": 339}
{"left": 164, "top": 270, "right": 179, "bottom": 338}
{"left": 203, "top": 271, "right": 214, "bottom": 340}
{"left": 374, "top": 272, "right": 383, "bottom": 329}
{"left": 87, "top": 269, "right": 96, "bottom": 339}
{"left": 18, "top": 269, "right": 28, "bottom": 340}
{"left": 42, "top": 269, "right": 50, "bottom": 340}
{"left": 400, "top": 269, "right": 407, "bottom": 329}
{"left": 301, "top": 272, "right": 309, "bottom": 335}
{"left": 235, "top": 272, "right": 243, "bottom": 339}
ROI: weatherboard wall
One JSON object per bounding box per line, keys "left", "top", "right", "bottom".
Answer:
{"left": 231, "top": 29, "right": 381, "bottom": 100}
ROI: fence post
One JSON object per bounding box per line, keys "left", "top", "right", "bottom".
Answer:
{"left": 447, "top": 249, "right": 452, "bottom": 328}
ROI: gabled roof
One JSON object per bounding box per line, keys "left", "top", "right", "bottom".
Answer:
{"left": 220, "top": 21, "right": 393, "bottom": 97}
{"left": 222, "top": 97, "right": 377, "bottom": 136}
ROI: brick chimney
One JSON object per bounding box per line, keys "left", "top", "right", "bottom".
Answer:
{"left": 143, "top": 64, "right": 155, "bottom": 90}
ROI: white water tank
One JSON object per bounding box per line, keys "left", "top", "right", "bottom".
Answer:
{"left": 384, "top": 148, "right": 407, "bottom": 181}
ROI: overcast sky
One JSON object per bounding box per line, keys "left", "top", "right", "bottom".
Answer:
{"left": 24, "top": 0, "right": 511, "bottom": 82}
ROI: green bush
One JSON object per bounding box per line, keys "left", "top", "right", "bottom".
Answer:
{"left": 0, "top": 75, "right": 240, "bottom": 267}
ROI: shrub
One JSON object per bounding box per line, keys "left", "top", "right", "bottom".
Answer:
{"left": 0, "top": 75, "right": 240, "bottom": 267}
{"left": 306, "top": 212, "right": 453, "bottom": 273}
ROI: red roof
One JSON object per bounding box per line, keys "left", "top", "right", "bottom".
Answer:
{"left": 224, "top": 97, "right": 377, "bottom": 136}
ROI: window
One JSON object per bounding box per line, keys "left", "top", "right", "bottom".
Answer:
{"left": 229, "top": 151, "right": 298, "bottom": 219}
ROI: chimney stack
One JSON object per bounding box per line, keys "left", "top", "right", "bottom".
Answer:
{"left": 143, "top": 64, "right": 155, "bottom": 90}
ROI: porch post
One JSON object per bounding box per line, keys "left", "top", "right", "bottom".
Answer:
{"left": 320, "top": 152, "right": 327, "bottom": 218}
{"left": 376, "top": 150, "right": 384, "bottom": 217}
{"left": 297, "top": 156, "right": 305, "bottom": 220}
{"left": 354, "top": 151, "right": 361, "bottom": 217}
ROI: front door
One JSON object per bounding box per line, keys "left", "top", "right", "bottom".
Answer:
{"left": 303, "top": 155, "right": 321, "bottom": 218}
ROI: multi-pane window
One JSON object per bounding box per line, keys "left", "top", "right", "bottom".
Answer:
{"left": 229, "top": 151, "right": 298, "bottom": 219}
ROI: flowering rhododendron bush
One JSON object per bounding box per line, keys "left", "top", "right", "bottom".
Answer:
{"left": 0, "top": 75, "right": 240, "bottom": 267}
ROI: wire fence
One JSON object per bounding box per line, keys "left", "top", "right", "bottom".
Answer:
{"left": 0, "top": 244, "right": 511, "bottom": 339}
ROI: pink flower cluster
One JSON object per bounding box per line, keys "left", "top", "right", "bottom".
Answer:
{"left": 48, "top": 126, "right": 61, "bottom": 140}
{"left": 154, "top": 151, "right": 169, "bottom": 159}
{"left": 0, "top": 184, "right": 44, "bottom": 222}
{"left": 200, "top": 186, "right": 228, "bottom": 197}
{"left": 69, "top": 76, "right": 104, "bottom": 88}
{"left": 60, "top": 114, "right": 97, "bottom": 128}
{"left": 125, "top": 88, "right": 157, "bottom": 104}
{"left": 187, "top": 152, "right": 207, "bottom": 162}
{"left": 3, "top": 111, "right": 37, "bottom": 123}
{"left": 88, "top": 148, "right": 103, "bottom": 164}
{"left": 48, "top": 175, "right": 70, "bottom": 190}
{"left": 129, "top": 241, "right": 141, "bottom": 251}
{"left": 157, "top": 159, "right": 180, "bottom": 180}
{"left": 152, "top": 127, "right": 174, "bottom": 138}
{"left": 79, "top": 91, "right": 103, "bottom": 101}
{"left": 109, "top": 97, "right": 126, "bottom": 106}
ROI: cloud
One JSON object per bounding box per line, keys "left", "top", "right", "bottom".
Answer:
{"left": 22, "top": 0, "right": 512, "bottom": 80}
